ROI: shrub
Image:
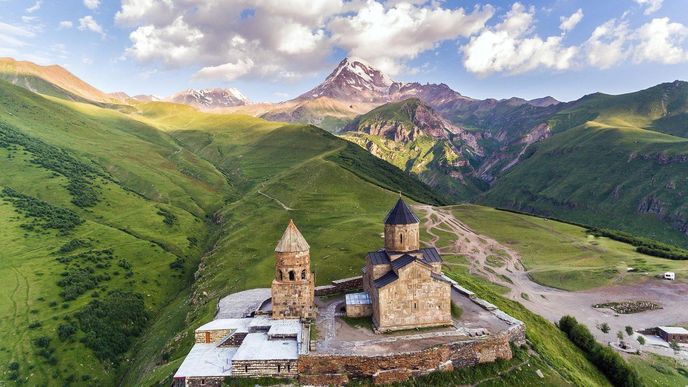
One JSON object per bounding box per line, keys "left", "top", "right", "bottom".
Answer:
{"left": 1, "top": 187, "right": 83, "bottom": 234}
{"left": 599, "top": 322, "right": 610, "bottom": 333}
{"left": 58, "top": 323, "right": 77, "bottom": 341}
{"left": 75, "top": 290, "right": 149, "bottom": 364}
{"left": 32, "top": 336, "right": 51, "bottom": 348}
{"left": 625, "top": 326, "right": 633, "bottom": 336}
{"left": 558, "top": 316, "right": 641, "bottom": 387}
{"left": 28, "top": 322, "right": 41, "bottom": 329}
{"left": 9, "top": 361, "right": 19, "bottom": 371}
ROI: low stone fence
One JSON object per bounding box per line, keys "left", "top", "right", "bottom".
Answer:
{"left": 298, "top": 333, "right": 513, "bottom": 385}
{"left": 314, "top": 276, "right": 363, "bottom": 296}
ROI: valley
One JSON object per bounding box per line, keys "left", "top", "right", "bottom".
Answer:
{"left": 0, "top": 55, "right": 686, "bottom": 387}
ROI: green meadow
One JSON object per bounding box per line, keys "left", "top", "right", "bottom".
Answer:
{"left": 447, "top": 205, "right": 686, "bottom": 290}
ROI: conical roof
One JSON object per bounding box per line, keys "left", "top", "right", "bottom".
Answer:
{"left": 384, "top": 198, "right": 419, "bottom": 225}
{"left": 275, "top": 219, "right": 310, "bottom": 252}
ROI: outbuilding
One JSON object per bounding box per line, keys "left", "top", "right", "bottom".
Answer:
{"left": 658, "top": 326, "right": 688, "bottom": 343}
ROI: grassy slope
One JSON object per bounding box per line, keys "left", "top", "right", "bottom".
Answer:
{"left": 481, "top": 82, "right": 688, "bottom": 247}
{"left": 341, "top": 99, "right": 483, "bottom": 200}
{"left": 0, "top": 79, "right": 629, "bottom": 387}
{"left": 481, "top": 121, "right": 688, "bottom": 247}
{"left": 444, "top": 205, "right": 686, "bottom": 290}
{"left": 0, "top": 81, "right": 229, "bottom": 385}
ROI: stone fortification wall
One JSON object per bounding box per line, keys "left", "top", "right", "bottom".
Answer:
{"left": 298, "top": 333, "right": 514, "bottom": 385}
{"left": 314, "top": 276, "right": 363, "bottom": 296}
{"left": 233, "top": 359, "right": 298, "bottom": 378}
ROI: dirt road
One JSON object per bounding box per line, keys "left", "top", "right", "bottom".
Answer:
{"left": 415, "top": 205, "right": 688, "bottom": 360}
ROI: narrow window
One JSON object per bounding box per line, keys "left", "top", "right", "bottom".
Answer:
{"left": 245, "top": 365, "right": 248, "bottom": 372}
{"left": 301, "top": 270, "right": 306, "bottom": 279}
{"left": 287, "top": 364, "right": 291, "bottom": 372}
{"left": 278, "top": 364, "right": 281, "bottom": 373}
{"left": 289, "top": 270, "right": 295, "bottom": 281}
{"left": 278, "top": 270, "right": 283, "bottom": 281}
{"left": 400, "top": 233, "right": 403, "bottom": 244}
{"left": 413, "top": 302, "right": 417, "bottom": 309}
{"left": 201, "top": 379, "right": 205, "bottom": 385}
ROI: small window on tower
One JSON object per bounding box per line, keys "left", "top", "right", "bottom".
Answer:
{"left": 301, "top": 270, "right": 306, "bottom": 279}
{"left": 289, "top": 270, "right": 295, "bottom": 281}
{"left": 400, "top": 233, "right": 403, "bottom": 244}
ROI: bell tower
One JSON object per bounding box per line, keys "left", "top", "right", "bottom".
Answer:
{"left": 383, "top": 197, "right": 420, "bottom": 255}
{"left": 271, "top": 220, "right": 316, "bottom": 320}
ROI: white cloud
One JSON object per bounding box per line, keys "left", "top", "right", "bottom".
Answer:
{"left": 26, "top": 1, "right": 41, "bottom": 13}
{"left": 462, "top": 3, "right": 578, "bottom": 76}
{"left": 633, "top": 17, "right": 688, "bottom": 64}
{"left": 127, "top": 16, "right": 203, "bottom": 65}
{"left": 83, "top": 0, "right": 100, "bottom": 10}
{"left": 58, "top": 20, "right": 73, "bottom": 29}
{"left": 117, "top": 0, "right": 493, "bottom": 80}
{"left": 329, "top": 2, "right": 494, "bottom": 75}
{"left": 634, "top": 0, "right": 663, "bottom": 15}
{"left": 78, "top": 15, "right": 105, "bottom": 37}
{"left": 584, "top": 18, "right": 630, "bottom": 68}
{"left": 559, "top": 8, "right": 583, "bottom": 32}
{"left": 0, "top": 21, "right": 35, "bottom": 48}
{"left": 194, "top": 59, "right": 255, "bottom": 81}
{"left": 82, "top": 57, "right": 93, "bottom": 65}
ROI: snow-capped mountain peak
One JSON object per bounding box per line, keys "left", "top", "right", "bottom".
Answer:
{"left": 167, "top": 88, "right": 250, "bottom": 109}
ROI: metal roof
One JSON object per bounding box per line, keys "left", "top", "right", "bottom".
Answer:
{"left": 346, "top": 292, "right": 372, "bottom": 305}
{"left": 420, "top": 247, "right": 443, "bottom": 264}
{"left": 367, "top": 250, "right": 390, "bottom": 265}
{"left": 195, "top": 318, "right": 251, "bottom": 333}
{"left": 658, "top": 326, "right": 688, "bottom": 334}
{"left": 233, "top": 333, "right": 298, "bottom": 361}
{"left": 174, "top": 344, "right": 236, "bottom": 378}
{"left": 275, "top": 219, "right": 310, "bottom": 253}
{"left": 391, "top": 254, "right": 417, "bottom": 271}
{"left": 373, "top": 271, "right": 399, "bottom": 288}
{"left": 384, "top": 198, "right": 420, "bottom": 225}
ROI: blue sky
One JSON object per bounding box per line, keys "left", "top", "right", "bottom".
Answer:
{"left": 1, "top": 0, "right": 687, "bottom": 102}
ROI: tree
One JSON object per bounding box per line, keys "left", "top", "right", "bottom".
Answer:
{"left": 637, "top": 336, "right": 645, "bottom": 345}
{"left": 617, "top": 331, "right": 624, "bottom": 341}
{"left": 625, "top": 326, "right": 633, "bottom": 336}
{"left": 600, "top": 322, "right": 611, "bottom": 333}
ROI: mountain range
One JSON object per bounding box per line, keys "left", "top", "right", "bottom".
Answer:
{"left": 1, "top": 54, "right": 687, "bottom": 386}
{"left": 1, "top": 56, "right": 687, "bottom": 248}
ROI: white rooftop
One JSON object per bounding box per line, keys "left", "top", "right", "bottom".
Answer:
{"left": 658, "top": 326, "right": 688, "bottom": 334}
{"left": 346, "top": 292, "right": 372, "bottom": 305}
{"left": 174, "top": 343, "right": 237, "bottom": 378}
{"left": 233, "top": 332, "right": 298, "bottom": 361}
{"left": 267, "top": 319, "right": 301, "bottom": 338}
{"left": 195, "top": 318, "right": 251, "bottom": 333}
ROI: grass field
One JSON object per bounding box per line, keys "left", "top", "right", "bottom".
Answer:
{"left": 628, "top": 353, "right": 688, "bottom": 386}
{"left": 439, "top": 205, "right": 687, "bottom": 290}
{"left": 0, "top": 76, "right": 674, "bottom": 387}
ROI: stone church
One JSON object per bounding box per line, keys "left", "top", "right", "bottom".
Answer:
{"left": 360, "top": 198, "right": 452, "bottom": 332}
{"left": 271, "top": 219, "right": 317, "bottom": 320}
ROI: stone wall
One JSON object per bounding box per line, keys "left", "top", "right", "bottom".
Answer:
{"left": 178, "top": 376, "right": 224, "bottom": 387}
{"left": 314, "top": 276, "right": 363, "bottom": 296}
{"left": 384, "top": 223, "right": 420, "bottom": 252}
{"left": 272, "top": 250, "right": 315, "bottom": 319}
{"left": 375, "top": 263, "right": 452, "bottom": 332}
{"left": 194, "top": 329, "right": 231, "bottom": 344}
{"left": 298, "top": 334, "right": 513, "bottom": 385}
{"left": 233, "top": 359, "right": 298, "bottom": 378}
{"left": 346, "top": 303, "right": 372, "bottom": 318}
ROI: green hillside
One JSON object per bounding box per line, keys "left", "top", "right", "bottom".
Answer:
{"left": 481, "top": 113, "right": 688, "bottom": 247}
{"left": 341, "top": 98, "right": 486, "bottom": 200}
{"left": 0, "top": 79, "right": 446, "bottom": 386}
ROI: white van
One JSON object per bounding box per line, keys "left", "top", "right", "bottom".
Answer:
{"left": 664, "top": 272, "right": 676, "bottom": 280}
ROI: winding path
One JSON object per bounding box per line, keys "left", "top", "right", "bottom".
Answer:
{"left": 414, "top": 205, "right": 688, "bottom": 361}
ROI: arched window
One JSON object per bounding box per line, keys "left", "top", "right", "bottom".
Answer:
{"left": 289, "top": 270, "right": 295, "bottom": 281}
{"left": 301, "top": 270, "right": 306, "bottom": 279}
